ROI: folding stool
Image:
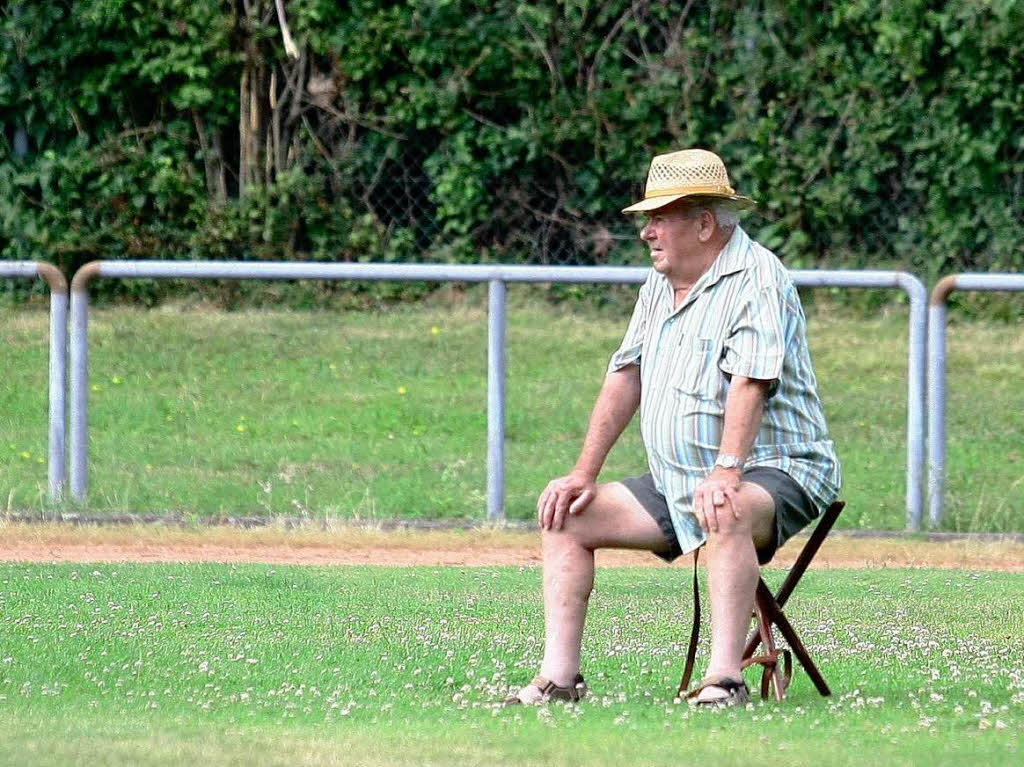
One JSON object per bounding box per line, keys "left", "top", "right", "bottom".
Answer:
{"left": 677, "top": 500, "right": 845, "bottom": 701}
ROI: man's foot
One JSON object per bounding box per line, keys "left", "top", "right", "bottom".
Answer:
{"left": 687, "top": 676, "right": 749, "bottom": 708}
{"left": 502, "top": 674, "right": 587, "bottom": 706}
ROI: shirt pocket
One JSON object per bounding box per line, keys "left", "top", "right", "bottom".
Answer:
{"left": 673, "top": 338, "right": 725, "bottom": 414}
{"left": 670, "top": 339, "right": 724, "bottom": 470}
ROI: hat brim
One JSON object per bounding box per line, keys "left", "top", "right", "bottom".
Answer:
{"left": 621, "top": 193, "right": 756, "bottom": 214}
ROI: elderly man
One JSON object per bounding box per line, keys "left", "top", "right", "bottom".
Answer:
{"left": 505, "top": 149, "right": 840, "bottom": 707}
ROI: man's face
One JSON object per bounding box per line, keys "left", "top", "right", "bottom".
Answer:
{"left": 639, "top": 204, "right": 703, "bottom": 276}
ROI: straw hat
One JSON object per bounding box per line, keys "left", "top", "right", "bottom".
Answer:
{"left": 621, "top": 149, "right": 755, "bottom": 213}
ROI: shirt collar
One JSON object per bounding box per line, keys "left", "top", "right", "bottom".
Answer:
{"left": 701, "top": 225, "right": 750, "bottom": 287}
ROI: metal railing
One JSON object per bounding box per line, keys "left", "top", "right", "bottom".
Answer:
{"left": 68, "top": 261, "right": 927, "bottom": 527}
{"left": 927, "top": 273, "right": 1024, "bottom": 527}
{"left": 1, "top": 261, "right": 68, "bottom": 499}
{"left": 794, "top": 271, "right": 927, "bottom": 529}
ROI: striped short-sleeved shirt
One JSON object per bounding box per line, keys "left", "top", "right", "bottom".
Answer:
{"left": 607, "top": 226, "right": 841, "bottom": 555}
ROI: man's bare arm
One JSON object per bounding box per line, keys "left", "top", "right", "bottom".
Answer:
{"left": 573, "top": 365, "right": 642, "bottom": 477}
{"left": 537, "top": 364, "right": 641, "bottom": 530}
{"left": 692, "top": 375, "right": 771, "bottom": 532}
{"left": 717, "top": 375, "right": 769, "bottom": 461}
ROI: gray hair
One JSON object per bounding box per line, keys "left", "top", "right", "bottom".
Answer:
{"left": 689, "top": 203, "right": 739, "bottom": 228}
{"left": 712, "top": 205, "right": 740, "bottom": 228}
{"left": 679, "top": 200, "right": 737, "bottom": 227}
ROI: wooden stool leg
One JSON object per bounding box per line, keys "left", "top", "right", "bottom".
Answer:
{"left": 752, "top": 593, "right": 785, "bottom": 701}
{"left": 755, "top": 580, "right": 831, "bottom": 696}
{"left": 743, "top": 501, "right": 845, "bottom": 660}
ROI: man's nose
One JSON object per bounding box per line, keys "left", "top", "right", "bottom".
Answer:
{"left": 640, "top": 222, "right": 655, "bottom": 240}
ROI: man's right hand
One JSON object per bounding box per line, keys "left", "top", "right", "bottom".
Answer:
{"left": 537, "top": 470, "right": 597, "bottom": 531}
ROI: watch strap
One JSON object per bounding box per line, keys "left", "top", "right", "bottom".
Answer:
{"left": 714, "top": 453, "right": 744, "bottom": 470}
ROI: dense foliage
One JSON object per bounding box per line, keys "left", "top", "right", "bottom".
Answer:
{"left": 2, "top": 1, "right": 1022, "bottom": 304}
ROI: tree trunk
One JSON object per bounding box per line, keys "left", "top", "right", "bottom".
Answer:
{"left": 235, "top": 0, "right": 307, "bottom": 206}
{"left": 239, "top": 63, "right": 250, "bottom": 198}
{"left": 238, "top": 0, "right": 271, "bottom": 199}
{"left": 193, "top": 111, "right": 228, "bottom": 204}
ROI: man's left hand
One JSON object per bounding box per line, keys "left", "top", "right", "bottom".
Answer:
{"left": 692, "top": 467, "right": 743, "bottom": 533}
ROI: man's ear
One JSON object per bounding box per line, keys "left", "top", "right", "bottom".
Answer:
{"left": 696, "top": 210, "right": 716, "bottom": 242}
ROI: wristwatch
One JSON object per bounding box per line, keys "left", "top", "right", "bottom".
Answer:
{"left": 714, "top": 453, "right": 745, "bottom": 471}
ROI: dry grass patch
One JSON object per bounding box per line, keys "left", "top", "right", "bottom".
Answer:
{"left": 1, "top": 522, "right": 1024, "bottom": 570}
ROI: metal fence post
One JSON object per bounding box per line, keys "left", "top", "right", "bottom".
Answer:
{"left": 487, "top": 279, "right": 507, "bottom": 521}
{"left": 899, "top": 273, "right": 928, "bottom": 531}
{"left": 927, "top": 273, "right": 1024, "bottom": 528}
{"left": 927, "top": 289, "right": 948, "bottom": 529}
{"left": 791, "top": 270, "right": 927, "bottom": 529}
{"left": 41, "top": 266, "right": 69, "bottom": 501}
{"left": 69, "top": 263, "right": 100, "bottom": 502}
{"left": 1, "top": 261, "right": 67, "bottom": 501}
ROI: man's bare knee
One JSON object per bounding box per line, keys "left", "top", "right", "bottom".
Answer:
{"left": 705, "top": 514, "right": 751, "bottom": 543}
{"left": 541, "top": 517, "right": 587, "bottom": 549}
{"left": 705, "top": 481, "right": 774, "bottom": 545}
{"left": 540, "top": 482, "right": 667, "bottom": 553}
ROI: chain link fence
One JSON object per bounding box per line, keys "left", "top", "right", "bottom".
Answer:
{"left": 352, "top": 142, "right": 646, "bottom": 267}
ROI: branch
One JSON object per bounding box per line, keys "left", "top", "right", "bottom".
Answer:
{"left": 586, "top": 1, "right": 646, "bottom": 94}
{"left": 318, "top": 101, "right": 406, "bottom": 140}
{"left": 301, "top": 113, "right": 332, "bottom": 161}
{"left": 274, "top": 0, "right": 300, "bottom": 59}
{"left": 518, "top": 16, "right": 565, "bottom": 96}
{"left": 798, "top": 93, "right": 858, "bottom": 193}
{"left": 464, "top": 109, "right": 510, "bottom": 134}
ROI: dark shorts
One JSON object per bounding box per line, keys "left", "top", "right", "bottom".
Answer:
{"left": 619, "top": 467, "right": 819, "bottom": 565}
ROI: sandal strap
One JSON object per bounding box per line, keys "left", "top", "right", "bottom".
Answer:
{"left": 685, "top": 676, "right": 749, "bottom": 700}
{"left": 528, "top": 673, "right": 586, "bottom": 702}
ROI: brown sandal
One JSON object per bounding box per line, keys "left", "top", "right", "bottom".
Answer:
{"left": 501, "top": 674, "right": 587, "bottom": 706}
{"left": 686, "top": 676, "right": 750, "bottom": 708}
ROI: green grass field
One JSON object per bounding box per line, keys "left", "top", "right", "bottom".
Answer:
{"left": 2, "top": 299, "right": 1023, "bottom": 531}
{"left": 0, "top": 562, "right": 1020, "bottom": 765}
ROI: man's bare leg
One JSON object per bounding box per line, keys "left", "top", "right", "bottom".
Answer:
{"left": 512, "top": 482, "right": 670, "bottom": 702}
{"left": 535, "top": 521, "right": 594, "bottom": 689}
{"left": 696, "top": 481, "right": 776, "bottom": 703}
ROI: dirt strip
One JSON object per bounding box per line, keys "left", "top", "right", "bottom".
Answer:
{"left": 0, "top": 523, "right": 1022, "bottom": 570}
